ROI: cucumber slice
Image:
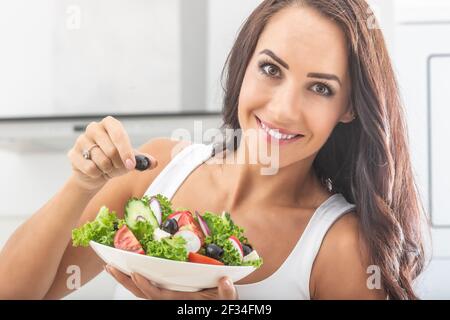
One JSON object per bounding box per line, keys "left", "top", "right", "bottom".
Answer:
{"left": 125, "top": 198, "right": 159, "bottom": 229}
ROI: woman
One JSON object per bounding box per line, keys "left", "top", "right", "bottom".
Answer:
{"left": 0, "top": 0, "right": 428, "bottom": 300}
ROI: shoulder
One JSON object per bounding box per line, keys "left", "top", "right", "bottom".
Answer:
{"left": 309, "top": 211, "right": 387, "bottom": 299}
{"left": 129, "top": 137, "right": 193, "bottom": 196}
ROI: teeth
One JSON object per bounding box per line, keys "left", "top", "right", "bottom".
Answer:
{"left": 260, "top": 121, "right": 298, "bottom": 140}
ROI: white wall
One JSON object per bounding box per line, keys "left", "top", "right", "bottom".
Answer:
{"left": 0, "top": 0, "right": 182, "bottom": 117}
{"left": 0, "top": 0, "right": 54, "bottom": 116}
{"left": 0, "top": 149, "right": 120, "bottom": 299}
{"left": 206, "top": 0, "right": 264, "bottom": 111}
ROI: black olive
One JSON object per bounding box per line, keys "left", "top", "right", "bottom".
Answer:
{"left": 135, "top": 155, "right": 151, "bottom": 171}
{"left": 113, "top": 221, "right": 119, "bottom": 231}
{"left": 205, "top": 244, "right": 224, "bottom": 260}
{"left": 161, "top": 218, "right": 178, "bottom": 235}
{"left": 242, "top": 244, "right": 253, "bottom": 256}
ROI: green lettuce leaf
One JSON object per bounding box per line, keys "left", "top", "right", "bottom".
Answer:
{"left": 128, "top": 220, "right": 154, "bottom": 243}
{"left": 204, "top": 235, "right": 242, "bottom": 266}
{"left": 143, "top": 236, "right": 188, "bottom": 262}
{"left": 202, "top": 211, "right": 252, "bottom": 266}
{"left": 242, "top": 258, "right": 264, "bottom": 268}
{"left": 72, "top": 206, "right": 120, "bottom": 247}
{"left": 202, "top": 211, "right": 248, "bottom": 244}
{"left": 71, "top": 194, "right": 262, "bottom": 268}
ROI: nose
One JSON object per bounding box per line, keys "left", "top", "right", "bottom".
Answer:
{"left": 266, "top": 82, "right": 302, "bottom": 124}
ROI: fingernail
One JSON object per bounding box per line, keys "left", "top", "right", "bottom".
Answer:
{"left": 225, "top": 279, "right": 232, "bottom": 288}
{"left": 125, "top": 158, "right": 134, "bottom": 170}
{"left": 104, "top": 265, "right": 110, "bottom": 273}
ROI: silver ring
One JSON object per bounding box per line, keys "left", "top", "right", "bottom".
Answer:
{"left": 82, "top": 144, "right": 99, "bottom": 160}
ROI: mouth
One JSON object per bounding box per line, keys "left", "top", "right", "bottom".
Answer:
{"left": 254, "top": 115, "right": 304, "bottom": 144}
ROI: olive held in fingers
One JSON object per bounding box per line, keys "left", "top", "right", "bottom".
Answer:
{"left": 135, "top": 155, "right": 151, "bottom": 171}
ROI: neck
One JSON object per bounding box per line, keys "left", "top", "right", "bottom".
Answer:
{"left": 214, "top": 140, "right": 325, "bottom": 212}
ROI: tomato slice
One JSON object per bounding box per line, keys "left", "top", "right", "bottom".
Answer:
{"left": 178, "top": 214, "right": 196, "bottom": 228}
{"left": 188, "top": 252, "right": 224, "bottom": 266}
{"left": 168, "top": 211, "right": 205, "bottom": 243}
{"left": 169, "top": 210, "right": 193, "bottom": 221}
{"left": 168, "top": 210, "right": 199, "bottom": 230}
{"left": 167, "top": 211, "right": 182, "bottom": 221}
{"left": 114, "top": 225, "right": 145, "bottom": 254}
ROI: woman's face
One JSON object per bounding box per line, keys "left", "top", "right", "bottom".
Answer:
{"left": 238, "top": 5, "right": 354, "bottom": 169}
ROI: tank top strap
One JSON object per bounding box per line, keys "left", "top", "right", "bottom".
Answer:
{"left": 291, "top": 193, "right": 356, "bottom": 299}
{"left": 144, "top": 142, "right": 215, "bottom": 199}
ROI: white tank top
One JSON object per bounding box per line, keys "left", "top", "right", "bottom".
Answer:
{"left": 113, "top": 142, "right": 356, "bottom": 300}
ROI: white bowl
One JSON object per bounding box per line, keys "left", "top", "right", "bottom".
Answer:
{"left": 90, "top": 241, "right": 257, "bottom": 292}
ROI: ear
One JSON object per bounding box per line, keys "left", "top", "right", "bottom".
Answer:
{"left": 339, "top": 104, "right": 356, "bottom": 124}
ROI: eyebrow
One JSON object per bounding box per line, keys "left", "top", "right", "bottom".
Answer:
{"left": 259, "top": 49, "right": 290, "bottom": 70}
{"left": 259, "top": 49, "right": 342, "bottom": 87}
{"left": 307, "top": 73, "right": 342, "bottom": 87}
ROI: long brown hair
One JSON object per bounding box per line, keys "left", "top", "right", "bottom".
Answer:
{"left": 219, "top": 0, "right": 429, "bottom": 299}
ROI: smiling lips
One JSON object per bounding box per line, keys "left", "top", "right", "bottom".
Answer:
{"left": 255, "top": 115, "right": 304, "bottom": 144}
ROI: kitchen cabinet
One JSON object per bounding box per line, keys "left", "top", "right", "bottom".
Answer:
{"left": 393, "top": 4, "right": 450, "bottom": 257}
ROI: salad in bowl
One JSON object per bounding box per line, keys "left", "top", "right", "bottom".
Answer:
{"left": 71, "top": 194, "right": 263, "bottom": 291}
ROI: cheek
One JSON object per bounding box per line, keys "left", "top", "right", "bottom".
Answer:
{"left": 308, "top": 113, "right": 336, "bottom": 140}
{"left": 287, "top": 104, "right": 341, "bottom": 163}
{"left": 238, "top": 68, "right": 270, "bottom": 114}
{"left": 302, "top": 99, "right": 342, "bottom": 139}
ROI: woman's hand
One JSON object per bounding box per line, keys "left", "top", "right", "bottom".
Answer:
{"left": 67, "top": 116, "right": 158, "bottom": 191}
{"left": 105, "top": 265, "right": 239, "bottom": 300}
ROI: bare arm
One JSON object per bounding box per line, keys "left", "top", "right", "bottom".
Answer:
{"left": 0, "top": 176, "right": 101, "bottom": 299}
{"left": 309, "top": 212, "right": 387, "bottom": 300}
{"left": 0, "top": 116, "right": 180, "bottom": 299}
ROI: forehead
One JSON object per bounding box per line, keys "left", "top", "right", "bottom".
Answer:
{"left": 256, "top": 5, "right": 349, "bottom": 79}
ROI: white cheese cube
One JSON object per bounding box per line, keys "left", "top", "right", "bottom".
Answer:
{"left": 243, "top": 250, "right": 260, "bottom": 263}
{"left": 153, "top": 228, "right": 171, "bottom": 241}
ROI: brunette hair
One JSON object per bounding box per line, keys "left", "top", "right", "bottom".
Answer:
{"left": 219, "top": 0, "right": 429, "bottom": 299}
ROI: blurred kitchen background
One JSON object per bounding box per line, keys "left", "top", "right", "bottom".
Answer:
{"left": 0, "top": 0, "right": 449, "bottom": 299}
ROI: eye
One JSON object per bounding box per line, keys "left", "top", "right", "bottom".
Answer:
{"left": 310, "top": 82, "right": 334, "bottom": 97}
{"left": 258, "top": 61, "right": 281, "bottom": 78}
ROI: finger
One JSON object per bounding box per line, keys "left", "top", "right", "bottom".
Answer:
{"left": 71, "top": 136, "right": 104, "bottom": 178}
{"left": 76, "top": 137, "right": 109, "bottom": 178}
{"left": 88, "top": 145, "right": 114, "bottom": 175}
{"left": 131, "top": 273, "right": 166, "bottom": 299}
{"left": 87, "top": 124, "right": 124, "bottom": 169}
{"left": 102, "top": 117, "right": 135, "bottom": 170}
{"left": 106, "top": 266, "right": 146, "bottom": 299}
{"left": 217, "top": 277, "right": 238, "bottom": 300}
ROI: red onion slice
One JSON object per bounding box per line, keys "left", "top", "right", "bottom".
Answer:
{"left": 195, "top": 210, "right": 211, "bottom": 237}
{"left": 228, "top": 235, "right": 244, "bottom": 261}
{"left": 149, "top": 197, "right": 162, "bottom": 226}
{"left": 174, "top": 230, "right": 201, "bottom": 253}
